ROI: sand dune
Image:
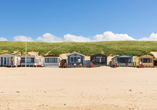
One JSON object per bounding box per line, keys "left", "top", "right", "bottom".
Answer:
{"left": 0, "top": 67, "right": 157, "bottom": 110}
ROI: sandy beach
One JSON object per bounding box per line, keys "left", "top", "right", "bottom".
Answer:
{"left": 0, "top": 67, "right": 157, "bottom": 110}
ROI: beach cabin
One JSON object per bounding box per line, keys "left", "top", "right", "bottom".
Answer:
{"left": 43, "top": 55, "right": 62, "bottom": 67}
{"left": 111, "top": 55, "right": 133, "bottom": 67}
{"left": 140, "top": 55, "right": 154, "bottom": 67}
{"left": 66, "top": 52, "right": 85, "bottom": 65}
{"left": 21, "top": 55, "right": 42, "bottom": 67}
{"left": 0, "top": 53, "right": 21, "bottom": 67}
{"left": 133, "top": 57, "right": 140, "bottom": 67}
{"left": 60, "top": 59, "right": 66, "bottom": 67}
{"left": 90, "top": 53, "right": 107, "bottom": 66}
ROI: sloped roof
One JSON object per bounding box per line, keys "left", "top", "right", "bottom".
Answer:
{"left": 91, "top": 53, "right": 107, "bottom": 57}
{"left": 140, "top": 55, "right": 153, "bottom": 58}
{"left": 44, "top": 55, "right": 59, "bottom": 57}
{"left": 117, "top": 54, "right": 133, "bottom": 58}
{"left": 21, "top": 55, "right": 35, "bottom": 57}
{"left": 0, "top": 52, "right": 20, "bottom": 56}
{"left": 66, "top": 52, "right": 85, "bottom": 57}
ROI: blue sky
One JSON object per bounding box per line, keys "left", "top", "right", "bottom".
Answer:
{"left": 0, "top": 0, "right": 157, "bottom": 42}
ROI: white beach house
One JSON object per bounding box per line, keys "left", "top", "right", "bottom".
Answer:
{"left": 0, "top": 53, "right": 21, "bottom": 67}
{"left": 20, "top": 55, "right": 42, "bottom": 66}
{"left": 43, "top": 55, "right": 62, "bottom": 67}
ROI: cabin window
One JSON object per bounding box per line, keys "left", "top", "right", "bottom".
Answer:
{"left": 74, "top": 57, "right": 77, "bottom": 62}
{"left": 95, "top": 57, "right": 102, "bottom": 63}
{"left": 96, "top": 58, "right": 100, "bottom": 62}
{"left": 71, "top": 57, "right": 73, "bottom": 62}
{"left": 49, "top": 58, "right": 54, "bottom": 62}
{"left": 102, "top": 57, "right": 106, "bottom": 63}
{"left": 21, "top": 58, "right": 34, "bottom": 63}
{"left": 151, "top": 59, "right": 152, "bottom": 63}
{"left": 55, "top": 58, "right": 57, "bottom": 62}
{"left": 4, "top": 57, "right": 6, "bottom": 65}
{"left": 45, "top": 58, "right": 57, "bottom": 63}
{"left": 119, "top": 58, "right": 130, "bottom": 63}
{"left": 143, "top": 58, "right": 150, "bottom": 63}
{"left": 45, "top": 58, "right": 49, "bottom": 62}
{"left": 70, "top": 57, "right": 80, "bottom": 63}
{"left": 78, "top": 57, "right": 80, "bottom": 62}
{"left": 128, "top": 59, "right": 130, "bottom": 62}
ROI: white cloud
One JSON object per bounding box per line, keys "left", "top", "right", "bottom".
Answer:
{"left": 14, "top": 36, "right": 34, "bottom": 41}
{"left": 93, "top": 31, "right": 136, "bottom": 41}
{"left": 64, "top": 34, "right": 92, "bottom": 42}
{"left": 138, "top": 33, "right": 157, "bottom": 41}
{"left": 36, "top": 33, "right": 63, "bottom": 42}
{"left": 13, "top": 31, "right": 157, "bottom": 42}
{"left": 0, "top": 37, "right": 7, "bottom": 41}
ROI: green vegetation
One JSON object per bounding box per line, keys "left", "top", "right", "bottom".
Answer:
{"left": 0, "top": 41, "right": 157, "bottom": 57}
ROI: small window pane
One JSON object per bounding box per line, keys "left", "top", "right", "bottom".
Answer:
{"left": 74, "top": 57, "right": 77, "bottom": 62}
{"left": 143, "top": 58, "right": 150, "bottom": 63}
{"left": 55, "top": 58, "right": 57, "bottom": 62}
{"left": 71, "top": 57, "right": 73, "bottom": 62}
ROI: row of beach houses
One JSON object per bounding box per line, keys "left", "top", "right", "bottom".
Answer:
{"left": 0, "top": 52, "right": 157, "bottom": 68}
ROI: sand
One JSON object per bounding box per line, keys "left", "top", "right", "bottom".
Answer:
{"left": 0, "top": 67, "right": 157, "bottom": 110}
{"left": 151, "top": 51, "right": 157, "bottom": 58}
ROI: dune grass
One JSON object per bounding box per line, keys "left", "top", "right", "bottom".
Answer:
{"left": 0, "top": 41, "right": 157, "bottom": 57}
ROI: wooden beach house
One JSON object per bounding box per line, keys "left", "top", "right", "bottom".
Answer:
{"left": 21, "top": 55, "right": 42, "bottom": 67}
{"left": 111, "top": 55, "right": 133, "bottom": 67}
{"left": 140, "top": 55, "right": 154, "bottom": 67}
{"left": 66, "top": 52, "right": 85, "bottom": 66}
{"left": 90, "top": 53, "right": 107, "bottom": 66}
{"left": 43, "top": 55, "right": 62, "bottom": 67}
{"left": 0, "top": 53, "right": 21, "bottom": 67}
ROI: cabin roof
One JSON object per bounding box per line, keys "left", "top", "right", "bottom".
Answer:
{"left": 44, "top": 55, "right": 59, "bottom": 57}
{"left": 140, "top": 55, "right": 153, "bottom": 58}
{"left": 117, "top": 54, "right": 133, "bottom": 58}
{"left": 91, "top": 53, "right": 107, "bottom": 57}
{"left": 0, "top": 52, "right": 20, "bottom": 56}
{"left": 21, "top": 55, "right": 36, "bottom": 57}
{"left": 66, "top": 52, "right": 85, "bottom": 57}
{"left": 21, "top": 55, "right": 41, "bottom": 59}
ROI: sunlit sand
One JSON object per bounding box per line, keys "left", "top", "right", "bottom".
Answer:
{"left": 0, "top": 67, "right": 157, "bottom": 110}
